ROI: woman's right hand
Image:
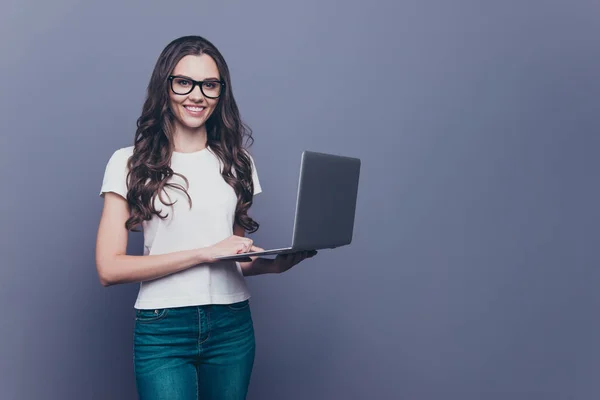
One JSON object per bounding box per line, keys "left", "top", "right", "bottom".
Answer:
{"left": 204, "top": 235, "right": 263, "bottom": 262}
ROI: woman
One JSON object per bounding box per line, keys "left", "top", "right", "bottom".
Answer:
{"left": 96, "top": 35, "right": 316, "bottom": 400}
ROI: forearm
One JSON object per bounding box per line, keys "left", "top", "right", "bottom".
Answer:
{"left": 97, "top": 248, "right": 211, "bottom": 286}
{"left": 239, "top": 257, "right": 279, "bottom": 277}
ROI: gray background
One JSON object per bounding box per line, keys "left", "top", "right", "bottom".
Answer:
{"left": 0, "top": 0, "right": 598, "bottom": 399}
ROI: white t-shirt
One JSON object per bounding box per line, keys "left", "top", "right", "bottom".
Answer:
{"left": 99, "top": 145, "right": 262, "bottom": 310}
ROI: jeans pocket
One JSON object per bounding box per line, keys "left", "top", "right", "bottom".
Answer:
{"left": 135, "top": 308, "right": 169, "bottom": 323}
{"left": 227, "top": 300, "right": 250, "bottom": 311}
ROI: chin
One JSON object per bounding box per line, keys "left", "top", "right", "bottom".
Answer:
{"left": 179, "top": 114, "right": 211, "bottom": 130}
{"left": 184, "top": 120, "right": 206, "bottom": 129}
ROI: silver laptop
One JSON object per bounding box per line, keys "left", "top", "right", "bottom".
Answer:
{"left": 215, "top": 150, "right": 361, "bottom": 260}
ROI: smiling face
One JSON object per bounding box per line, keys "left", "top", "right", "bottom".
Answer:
{"left": 168, "top": 54, "right": 221, "bottom": 133}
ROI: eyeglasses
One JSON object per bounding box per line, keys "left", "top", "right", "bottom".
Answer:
{"left": 168, "top": 75, "right": 225, "bottom": 98}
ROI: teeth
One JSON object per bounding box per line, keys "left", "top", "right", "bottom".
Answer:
{"left": 185, "top": 106, "right": 204, "bottom": 112}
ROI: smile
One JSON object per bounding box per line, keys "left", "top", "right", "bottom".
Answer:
{"left": 184, "top": 105, "right": 205, "bottom": 113}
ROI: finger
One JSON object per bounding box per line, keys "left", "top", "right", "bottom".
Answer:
{"left": 299, "top": 250, "right": 313, "bottom": 262}
{"left": 238, "top": 239, "right": 250, "bottom": 252}
{"left": 237, "top": 241, "right": 252, "bottom": 254}
{"left": 292, "top": 252, "right": 304, "bottom": 265}
{"left": 250, "top": 245, "right": 264, "bottom": 253}
{"left": 276, "top": 253, "right": 291, "bottom": 265}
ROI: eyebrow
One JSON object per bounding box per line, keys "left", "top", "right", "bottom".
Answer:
{"left": 172, "top": 74, "right": 221, "bottom": 81}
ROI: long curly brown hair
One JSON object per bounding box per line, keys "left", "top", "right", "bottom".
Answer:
{"left": 124, "top": 35, "right": 259, "bottom": 233}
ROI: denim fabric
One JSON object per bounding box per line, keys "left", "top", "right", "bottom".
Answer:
{"left": 133, "top": 300, "right": 255, "bottom": 400}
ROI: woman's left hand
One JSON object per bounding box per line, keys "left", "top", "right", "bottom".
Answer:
{"left": 272, "top": 250, "right": 318, "bottom": 274}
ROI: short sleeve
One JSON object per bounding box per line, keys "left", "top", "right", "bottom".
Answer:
{"left": 249, "top": 153, "right": 262, "bottom": 195}
{"left": 99, "top": 147, "right": 131, "bottom": 199}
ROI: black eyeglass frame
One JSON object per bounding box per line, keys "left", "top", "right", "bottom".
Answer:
{"left": 168, "top": 75, "right": 226, "bottom": 98}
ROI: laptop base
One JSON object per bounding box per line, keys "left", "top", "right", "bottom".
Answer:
{"left": 215, "top": 247, "right": 294, "bottom": 261}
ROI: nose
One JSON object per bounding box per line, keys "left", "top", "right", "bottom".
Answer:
{"left": 188, "top": 83, "right": 204, "bottom": 101}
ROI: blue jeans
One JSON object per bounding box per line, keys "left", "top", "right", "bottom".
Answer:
{"left": 133, "top": 300, "right": 255, "bottom": 400}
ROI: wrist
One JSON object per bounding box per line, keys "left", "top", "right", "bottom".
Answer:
{"left": 194, "top": 247, "right": 215, "bottom": 264}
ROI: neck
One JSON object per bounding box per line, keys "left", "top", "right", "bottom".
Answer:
{"left": 172, "top": 122, "right": 208, "bottom": 153}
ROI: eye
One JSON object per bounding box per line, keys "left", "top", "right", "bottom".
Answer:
{"left": 203, "top": 81, "right": 218, "bottom": 89}
{"left": 175, "top": 78, "right": 191, "bottom": 86}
